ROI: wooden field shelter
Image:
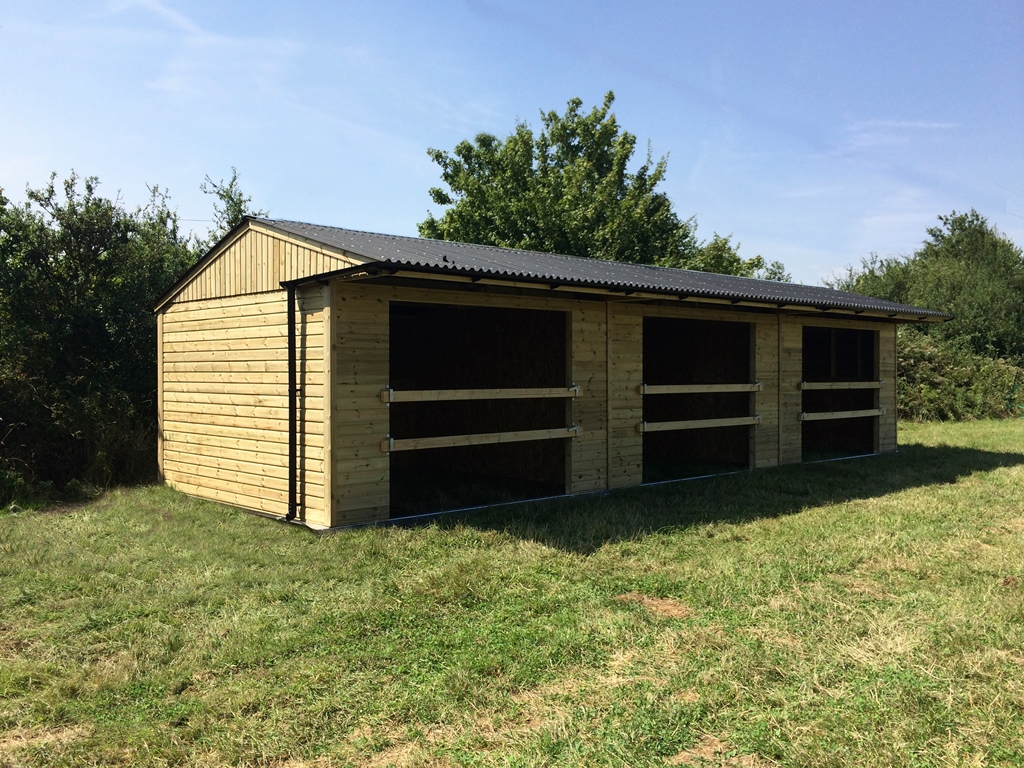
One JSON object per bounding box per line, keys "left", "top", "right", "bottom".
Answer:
{"left": 154, "top": 218, "right": 949, "bottom": 529}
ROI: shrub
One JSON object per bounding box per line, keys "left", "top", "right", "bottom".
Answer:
{"left": 897, "top": 327, "right": 1024, "bottom": 421}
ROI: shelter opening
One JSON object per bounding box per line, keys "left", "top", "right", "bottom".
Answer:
{"left": 387, "top": 302, "right": 573, "bottom": 516}
{"left": 640, "top": 316, "right": 756, "bottom": 482}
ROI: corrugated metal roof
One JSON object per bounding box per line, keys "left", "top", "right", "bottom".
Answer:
{"left": 259, "top": 217, "right": 950, "bottom": 319}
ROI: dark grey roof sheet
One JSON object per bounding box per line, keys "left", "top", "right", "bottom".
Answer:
{"left": 259, "top": 218, "right": 949, "bottom": 319}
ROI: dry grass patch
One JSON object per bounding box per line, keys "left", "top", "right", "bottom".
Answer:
{"left": 616, "top": 591, "right": 693, "bottom": 619}
{"left": 666, "top": 735, "right": 775, "bottom": 766}
{"left": 829, "top": 574, "right": 894, "bottom": 601}
{"left": 0, "top": 725, "right": 87, "bottom": 755}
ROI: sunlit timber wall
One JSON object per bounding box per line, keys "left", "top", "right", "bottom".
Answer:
{"left": 328, "top": 282, "right": 609, "bottom": 526}
{"left": 156, "top": 224, "right": 362, "bottom": 529}
{"left": 328, "top": 285, "right": 899, "bottom": 526}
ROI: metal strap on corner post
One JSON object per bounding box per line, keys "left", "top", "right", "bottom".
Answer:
{"left": 286, "top": 283, "right": 299, "bottom": 522}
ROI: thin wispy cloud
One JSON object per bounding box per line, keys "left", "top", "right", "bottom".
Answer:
{"left": 105, "top": 0, "right": 302, "bottom": 100}
{"left": 839, "top": 119, "right": 958, "bottom": 152}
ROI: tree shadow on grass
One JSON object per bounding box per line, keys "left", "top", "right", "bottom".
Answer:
{"left": 432, "top": 443, "right": 1024, "bottom": 554}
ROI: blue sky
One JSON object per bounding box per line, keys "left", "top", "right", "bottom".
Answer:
{"left": 1, "top": 0, "right": 1021, "bottom": 283}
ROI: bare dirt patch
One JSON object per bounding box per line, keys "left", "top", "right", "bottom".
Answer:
{"left": 744, "top": 626, "right": 804, "bottom": 652}
{"left": 671, "top": 689, "right": 700, "bottom": 705}
{"left": 666, "top": 734, "right": 774, "bottom": 766}
{"left": 829, "top": 574, "right": 894, "bottom": 601}
{"left": 617, "top": 592, "right": 693, "bottom": 619}
{"left": 1001, "top": 575, "right": 1018, "bottom": 588}
{"left": 0, "top": 725, "right": 86, "bottom": 753}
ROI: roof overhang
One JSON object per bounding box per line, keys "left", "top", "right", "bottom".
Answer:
{"left": 282, "top": 262, "right": 950, "bottom": 323}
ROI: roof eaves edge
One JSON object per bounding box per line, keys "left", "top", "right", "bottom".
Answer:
{"left": 286, "top": 260, "right": 950, "bottom": 321}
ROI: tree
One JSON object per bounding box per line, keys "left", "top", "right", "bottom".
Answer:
{"left": 659, "top": 231, "right": 791, "bottom": 281}
{"left": 829, "top": 210, "right": 1024, "bottom": 359}
{"left": 419, "top": 92, "right": 787, "bottom": 279}
{"left": 199, "top": 166, "right": 267, "bottom": 248}
{"left": 826, "top": 210, "right": 1024, "bottom": 421}
{"left": 0, "top": 173, "right": 195, "bottom": 500}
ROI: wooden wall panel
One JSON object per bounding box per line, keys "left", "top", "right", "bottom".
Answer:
{"left": 753, "top": 314, "right": 780, "bottom": 468}
{"left": 156, "top": 312, "right": 164, "bottom": 481}
{"left": 607, "top": 305, "right": 643, "bottom": 488}
{"left": 331, "top": 283, "right": 623, "bottom": 522}
{"left": 778, "top": 315, "right": 902, "bottom": 463}
{"left": 296, "top": 286, "right": 328, "bottom": 526}
{"left": 878, "top": 323, "right": 898, "bottom": 453}
{"left": 159, "top": 288, "right": 329, "bottom": 527}
{"left": 570, "top": 303, "right": 608, "bottom": 492}
{"left": 779, "top": 316, "right": 805, "bottom": 465}
{"left": 331, "top": 284, "right": 390, "bottom": 526}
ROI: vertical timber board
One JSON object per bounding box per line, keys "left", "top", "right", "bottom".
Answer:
{"left": 607, "top": 304, "right": 643, "bottom": 488}
{"left": 878, "top": 323, "right": 898, "bottom": 453}
{"left": 156, "top": 311, "right": 164, "bottom": 481}
{"left": 296, "top": 285, "right": 328, "bottom": 527}
{"left": 754, "top": 314, "right": 780, "bottom": 468}
{"left": 570, "top": 302, "right": 608, "bottom": 492}
{"left": 322, "top": 282, "right": 335, "bottom": 526}
{"left": 778, "top": 315, "right": 803, "bottom": 464}
{"left": 332, "top": 283, "right": 390, "bottom": 526}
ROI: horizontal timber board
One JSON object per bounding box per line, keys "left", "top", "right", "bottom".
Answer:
{"left": 163, "top": 433, "right": 323, "bottom": 460}
{"left": 334, "top": 457, "right": 390, "bottom": 474}
{"left": 163, "top": 469, "right": 302, "bottom": 505}
{"left": 162, "top": 325, "right": 295, "bottom": 343}
{"left": 162, "top": 391, "right": 295, "bottom": 407}
{"left": 163, "top": 348, "right": 289, "bottom": 363}
{"left": 800, "top": 381, "right": 883, "bottom": 390}
{"left": 384, "top": 387, "right": 579, "bottom": 402}
{"left": 640, "top": 383, "right": 760, "bottom": 395}
{"left": 163, "top": 338, "right": 290, "bottom": 353}
{"left": 163, "top": 420, "right": 287, "bottom": 441}
{"left": 165, "top": 290, "right": 285, "bottom": 313}
{"left": 163, "top": 370, "right": 321, "bottom": 383}
{"left": 333, "top": 469, "right": 388, "bottom": 486}
{"left": 164, "top": 449, "right": 292, "bottom": 477}
{"left": 161, "top": 411, "right": 323, "bottom": 434}
{"left": 162, "top": 312, "right": 290, "bottom": 333}
{"left": 166, "top": 478, "right": 285, "bottom": 516}
{"left": 163, "top": 382, "right": 310, "bottom": 396}
{"left": 387, "top": 427, "right": 578, "bottom": 452}
{"left": 162, "top": 442, "right": 293, "bottom": 469}
{"left": 639, "top": 416, "right": 759, "bottom": 433}
{"left": 163, "top": 459, "right": 323, "bottom": 500}
{"left": 162, "top": 401, "right": 324, "bottom": 421}
{"left": 162, "top": 360, "right": 294, "bottom": 374}
{"left": 800, "top": 409, "right": 883, "bottom": 421}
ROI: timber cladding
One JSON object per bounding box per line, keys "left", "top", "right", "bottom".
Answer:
{"left": 156, "top": 220, "right": 925, "bottom": 529}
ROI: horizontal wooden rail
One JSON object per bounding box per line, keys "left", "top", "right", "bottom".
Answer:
{"left": 800, "top": 408, "right": 884, "bottom": 422}
{"left": 637, "top": 415, "right": 761, "bottom": 434}
{"left": 800, "top": 380, "right": 884, "bottom": 391}
{"left": 382, "top": 425, "right": 580, "bottom": 453}
{"left": 639, "top": 382, "right": 761, "bottom": 395}
{"left": 380, "top": 386, "right": 579, "bottom": 403}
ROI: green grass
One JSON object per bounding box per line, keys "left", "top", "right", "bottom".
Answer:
{"left": 2, "top": 420, "right": 1024, "bottom": 767}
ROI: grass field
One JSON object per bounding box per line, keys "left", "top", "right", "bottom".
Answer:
{"left": 2, "top": 421, "right": 1023, "bottom": 767}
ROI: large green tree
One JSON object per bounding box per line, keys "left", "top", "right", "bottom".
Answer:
{"left": 419, "top": 92, "right": 788, "bottom": 279}
{"left": 827, "top": 210, "right": 1024, "bottom": 421}
{"left": 0, "top": 174, "right": 196, "bottom": 499}
{"left": 829, "top": 210, "right": 1024, "bottom": 360}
